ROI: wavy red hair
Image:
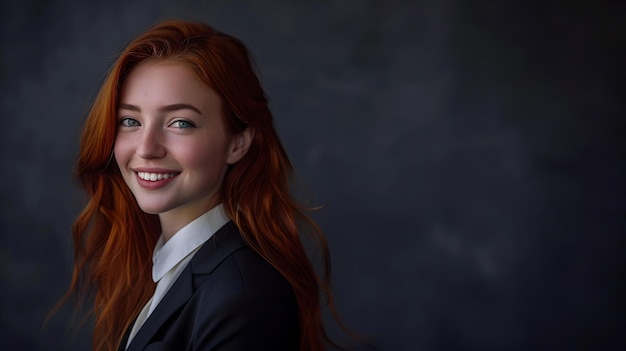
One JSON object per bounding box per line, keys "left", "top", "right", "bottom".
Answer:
{"left": 64, "top": 20, "right": 346, "bottom": 350}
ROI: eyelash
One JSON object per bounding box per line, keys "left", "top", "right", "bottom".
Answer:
{"left": 169, "top": 119, "right": 196, "bottom": 129}
{"left": 117, "top": 117, "right": 196, "bottom": 129}
{"left": 119, "top": 117, "right": 140, "bottom": 127}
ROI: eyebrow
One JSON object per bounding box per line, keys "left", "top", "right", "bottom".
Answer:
{"left": 118, "top": 103, "right": 202, "bottom": 115}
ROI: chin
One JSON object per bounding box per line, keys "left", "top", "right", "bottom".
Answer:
{"left": 136, "top": 202, "right": 171, "bottom": 215}
{"left": 138, "top": 208, "right": 164, "bottom": 215}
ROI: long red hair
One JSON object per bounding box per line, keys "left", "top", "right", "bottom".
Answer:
{"left": 64, "top": 20, "right": 345, "bottom": 351}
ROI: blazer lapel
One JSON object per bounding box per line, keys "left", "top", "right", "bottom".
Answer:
{"left": 191, "top": 221, "right": 247, "bottom": 276}
{"left": 125, "top": 264, "right": 194, "bottom": 351}
{"left": 124, "top": 221, "right": 246, "bottom": 351}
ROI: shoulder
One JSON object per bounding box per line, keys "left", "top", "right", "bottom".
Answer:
{"left": 191, "top": 240, "right": 296, "bottom": 310}
{"left": 184, "top": 227, "right": 299, "bottom": 349}
{"left": 190, "top": 221, "right": 295, "bottom": 300}
{"left": 218, "top": 246, "right": 293, "bottom": 292}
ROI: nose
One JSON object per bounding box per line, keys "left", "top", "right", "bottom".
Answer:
{"left": 136, "top": 126, "right": 166, "bottom": 159}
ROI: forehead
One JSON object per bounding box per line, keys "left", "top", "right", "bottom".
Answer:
{"left": 119, "top": 60, "right": 220, "bottom": 109}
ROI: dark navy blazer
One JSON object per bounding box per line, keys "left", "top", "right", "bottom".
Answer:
{"left": 120, "top": 221, "right": 299, "bottom": 351}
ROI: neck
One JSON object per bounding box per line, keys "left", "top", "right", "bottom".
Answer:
{"left": 158, "top": 198, "right": 221, "bottom": 242}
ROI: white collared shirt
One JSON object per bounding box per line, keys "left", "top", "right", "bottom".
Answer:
{"left": 126, "top": 204, "right": 230, "bottom": 348}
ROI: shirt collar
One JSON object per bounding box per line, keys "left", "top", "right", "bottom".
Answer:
{"left": 152, "top": 204, "right": 230, "bottom": 282}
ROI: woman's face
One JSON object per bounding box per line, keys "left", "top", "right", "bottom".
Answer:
{"left": 114, "top": 60, "right": 249, "bottom": 232}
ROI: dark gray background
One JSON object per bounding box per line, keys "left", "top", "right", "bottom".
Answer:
{"left": 1, "top": 1, "right": 624, "bottom": 350}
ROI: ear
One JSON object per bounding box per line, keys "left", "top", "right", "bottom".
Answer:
{"left": 226, "top": 127, "right": 255, "bottom": 164}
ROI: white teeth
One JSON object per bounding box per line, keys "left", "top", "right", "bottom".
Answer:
{"left": 137, "top": 172, "right": 177, "bottom": 181}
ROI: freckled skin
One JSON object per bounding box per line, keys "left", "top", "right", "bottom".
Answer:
{"left": 114, "top": 61, "right": 251, "bottom": 239}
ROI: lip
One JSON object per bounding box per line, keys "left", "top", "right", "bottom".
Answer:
{"left": 132, "top": 167, "right": 181, "bottom": 190}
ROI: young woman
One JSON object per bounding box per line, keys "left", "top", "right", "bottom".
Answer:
{"left": 65, "top": 20, "right": 345, "bottom": 351}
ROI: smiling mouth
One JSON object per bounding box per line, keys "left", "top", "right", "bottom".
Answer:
{"left": 137, "top": 172, "right": 179, "bottom": 181}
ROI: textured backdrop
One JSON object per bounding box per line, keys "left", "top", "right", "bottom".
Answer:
{"left": 0, "top": 1, "right": 624, "bottom": 350}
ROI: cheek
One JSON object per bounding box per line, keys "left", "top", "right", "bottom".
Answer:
{"left": 113, "top": 136, "right": 131, "bottom": 167}
{"left": 177, "top": 139, "right": 229, "bottom": 172}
